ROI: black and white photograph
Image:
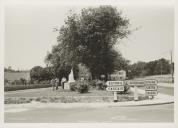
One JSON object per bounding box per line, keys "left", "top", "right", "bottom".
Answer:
{"left": 0, "top": 0, "right": 177, "bottom": 127}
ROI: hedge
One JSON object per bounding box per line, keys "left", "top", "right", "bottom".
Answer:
{"left": 4, "top": 84, "right": 52, "bottom": 91}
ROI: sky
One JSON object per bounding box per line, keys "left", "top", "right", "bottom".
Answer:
{"left": 4, "top": 0, "right": 174, "bottom": 70}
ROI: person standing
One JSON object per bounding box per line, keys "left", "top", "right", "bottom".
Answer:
{"left": 50, "top": 78, "right": 55, "bottom": 91}
{"left": 61, "top": 77, "right": 67, "bottom": 89}
{"left": 55, "top": 78, "right": 59, "bottom": 90}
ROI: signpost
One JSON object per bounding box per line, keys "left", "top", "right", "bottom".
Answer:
{"left": 106, "top": 79, "right": 158, "bottom": 102}
{"left": 106, "top": 81, "right": 124, "bottom": 102}
{"left": 144, "top": 79, "right": 158, "bottom": 99}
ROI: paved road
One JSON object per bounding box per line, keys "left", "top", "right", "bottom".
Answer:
{"left": 158, "top": 86, "right": 174, "bottom": 96}
{"left": 5, "top": 103, "right": 174, "bottom": 123}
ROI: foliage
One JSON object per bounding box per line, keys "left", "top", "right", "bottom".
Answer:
{"left": 4, "top": 78, "right": 9, "bottom": 84}
{"left": 30, "top": 66, "right": 44, "bottom": 81}
{"left": 117, "top": 86, "right": 130, "bottom": 94}
{"left": 30, "top": 66, "right": 54, "bottom": 82}
{"left": 95, "top": 80, "right": 107, "bottom": 90}
{"left": 45, "top": 5, "right": 130, "bottom": 80}
{"left": 130, "top": 61, "right": 147, "bottom": 77}
{"left": 77, "top": 63, "right": 92, "bottom": 80}
{"left": 76, "top": 80, "right": 90, "bottom": 93}
{"left": 70, "top": 82, "right": 78, "bottom": 91}
{"left": 20, "top": 78, "right": 27, "bottom": 85}
{"left": 130, "top": 58, "right": 172, "bottom": 77}
{"left": 88, "top": 79, "right": 98, "bottom": 88}
{"left": 4, "top": 66, "right": 21, "bottom": 72}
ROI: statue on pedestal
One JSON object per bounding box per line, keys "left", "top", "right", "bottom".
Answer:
{"left": 64, "top": 69, "right": 75, "bottom": 90}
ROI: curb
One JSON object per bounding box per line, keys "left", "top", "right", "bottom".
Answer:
{"left": 108, "top": 101, "right": 174, "bottom": 107}
{"left": 5, "top": 99, "right": 174, "bottom": 110}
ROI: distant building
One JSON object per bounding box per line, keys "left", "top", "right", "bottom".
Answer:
{"left": 109, "top": 70, "right": 126, "bottom": 80}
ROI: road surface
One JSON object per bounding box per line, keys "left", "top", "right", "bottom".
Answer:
{"left": 5, "top": 103, "right": 173, "bottom": 123}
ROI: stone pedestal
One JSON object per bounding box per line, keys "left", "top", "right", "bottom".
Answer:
{"left": 64, "top": 83, "right": 70, "bottom": 90}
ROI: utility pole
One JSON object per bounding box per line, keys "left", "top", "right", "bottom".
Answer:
{"left": 160, "top": 62, "right": 162, "bottom": 76}
{"left": 170, "top": 50, "right": 174, "bottom": 83}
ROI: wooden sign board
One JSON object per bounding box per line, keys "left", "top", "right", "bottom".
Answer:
{"left": 106, "top": 81, "right": 124, "bottom": 86}
{"left": 106, "top": 86, "right": 124, "bottom": 92}
{"left": 145, "top": 85, "right": 158, "bottom": 91}
{"left": 146, "top": 90, "right": 158, "bottom": 96}
{"left": 144, "top": 79, "right": 158, "bottom": 85}
{"left": 126, "top": 80, "right": 145, "bottom": 86}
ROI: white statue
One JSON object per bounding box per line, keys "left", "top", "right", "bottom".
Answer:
{"left": 64, "top": 69, "right": 75, "bottom": 90}
{"left": 68, "top": 69, "right": 75, "bottom": 82}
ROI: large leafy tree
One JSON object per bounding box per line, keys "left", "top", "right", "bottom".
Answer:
{"left": 30, "top": 66, "right": 44, "bottom": 81}
{"left": 45, "top": 5, "right": 130, "bottom": 79}
{"left": 30, "top": 66, "right": 54, "bottom": 81}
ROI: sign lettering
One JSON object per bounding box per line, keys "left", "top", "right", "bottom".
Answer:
{"left": 106, "top": 81, "right": 124, "bottom": 86}
{"left": 144, "top": 79, "right": 158, "bottom": 85}
{"left": 145, "top": 85, "right": 158, "bottom": 91}
{"left": 127, "top": 80, "right": 145, "bottom": 86}
{"left": 146, "top": 91, "right": 158, "bottom": 96}
{"left": 106, "top": 86, "right": 124, "bottom": 91}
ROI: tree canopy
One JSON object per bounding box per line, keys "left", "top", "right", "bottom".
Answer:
{"left": 30, "top": 66, "right": 54, "bottom": 81}
{"left": 45, "top": 5, "right": 130, "bottom": 79}
{"left": 129, "top": 58, "right": 172, "bottom": 77}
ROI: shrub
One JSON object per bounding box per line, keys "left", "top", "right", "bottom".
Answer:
{"left": 89, "top": 79, "right": 98, "bottom": 88}
{"left": 78, "top": 64, "right": 92, "bottom": 80}
{"left": 40, "top": 80, "right": 50, "bottom": 84}
{"left": 95, "top": 80, "right": 107, "bottom": 90}
{"left": 13, "top": 80, "right": 22, "bottom": 85}
{"left": 76, "top": 80, "right": 89, "bottom": 93}
{"left": 70, "top": 82, "right": 77, "bottom": 91}
{"left": 29, "top": 79, "right": 34, "bottom": 84}
{"left": 117, "top": 86, "right": 130, "bottom": 94}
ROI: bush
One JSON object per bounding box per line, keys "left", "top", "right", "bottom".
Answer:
{"left": 20, "top": 78, "right": 27, "bottom": 85}
{"left": 89, "top": 79, "right": 98, "bottom": 88}
{"left": 76, "top": 80, "right": 89, "bottom": 93}
{"left": 13, "top": 80, "right": 22, "bottom": 85}
{"left": 40, "top": 80, "right": 50, "bottom": 84}
{"left": 78, "top": 64, "right": 92, "bottom": 80}
{"left": 95, "top": 80, "right": 107, "bottom": 90}
{"left": 70, "top": 82, "right": 77, "bottom": 91}
{"left": 117, "top": 86, "right": 130, "bottom": 94}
